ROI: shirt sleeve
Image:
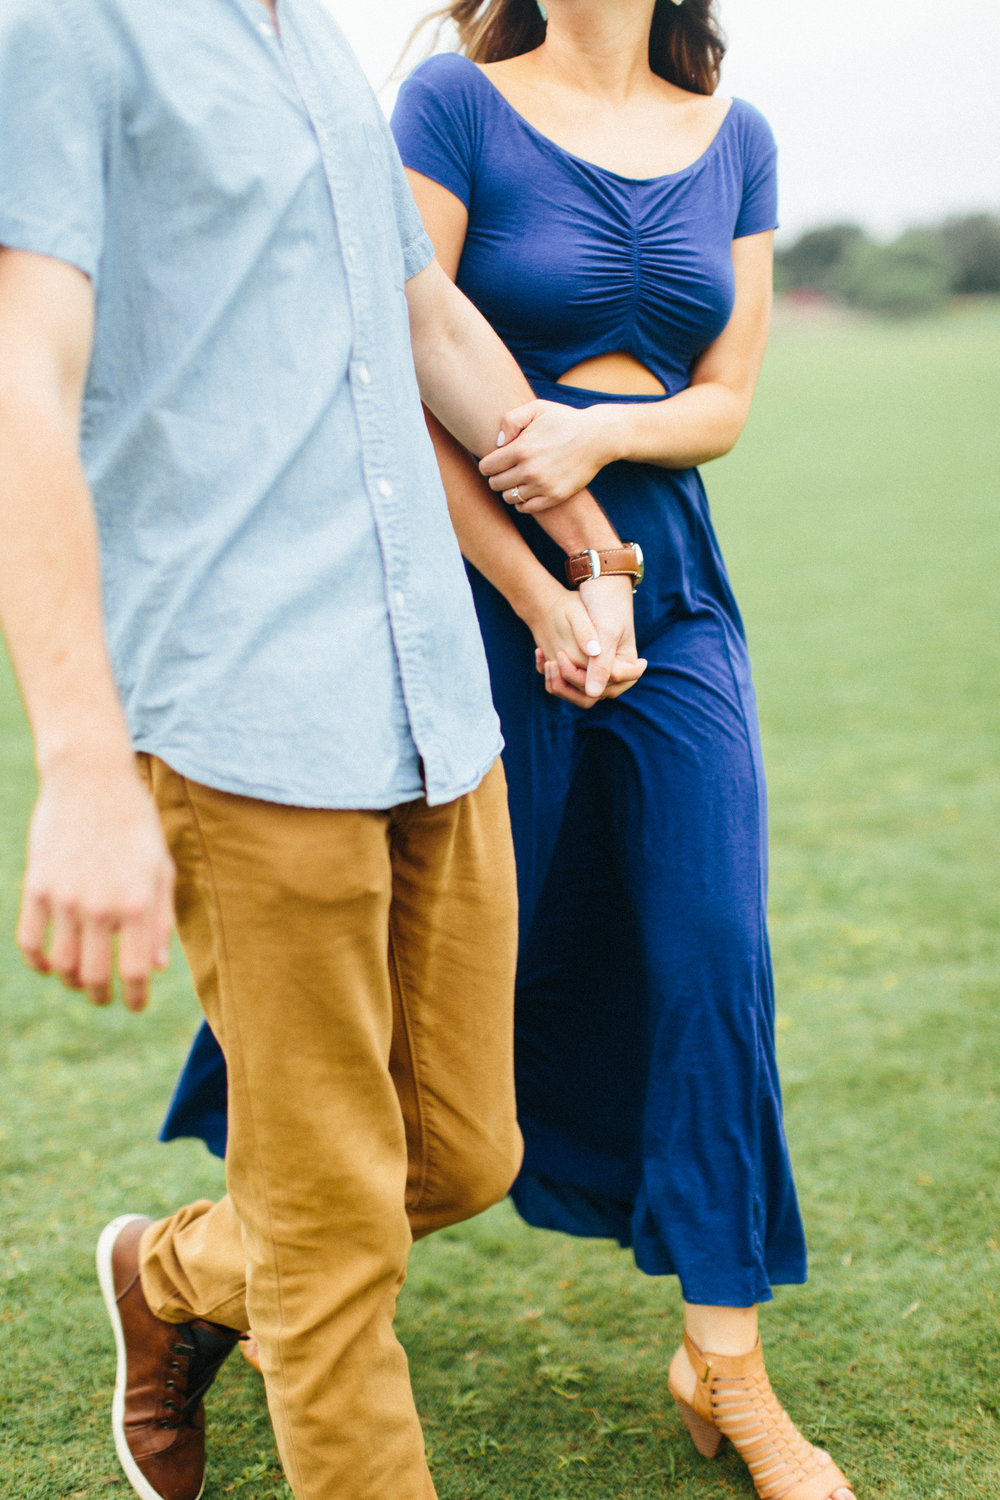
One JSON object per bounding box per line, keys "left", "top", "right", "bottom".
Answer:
{"left": 391, "top": 55, "right": 478, "bottom": 210}
{"left": 367, "top": 109, "right": 435, "bottom": 282}
{"left": 733, "top": 103, "right": 779, "bottom": 240}
{"left": 0, "top": 0, "right": 110, "bottom": 281}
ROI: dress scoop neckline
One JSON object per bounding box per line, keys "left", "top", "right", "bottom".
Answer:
{"left": 466, "top": 57, "right": 737, "bottom": 186}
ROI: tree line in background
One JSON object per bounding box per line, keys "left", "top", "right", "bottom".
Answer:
{"left": 774, "top": 212, "right": 1000, "bottom": 317}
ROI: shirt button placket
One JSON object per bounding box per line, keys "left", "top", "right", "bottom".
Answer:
{"left": 285, "top": 37, "right": 432, "bottom": 780}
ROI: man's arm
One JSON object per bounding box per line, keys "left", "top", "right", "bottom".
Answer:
{"left": 0, "top": 248, "right": 173, "bottom": 1010}
{"left": 405, "top": 256, "right": 645, "bottom": 702}
{"left": 405, "top": 256, "right": 620, "bottom": 558}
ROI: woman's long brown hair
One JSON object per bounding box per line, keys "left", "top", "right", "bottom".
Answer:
{"left": 410, "top": 0, "right": 726, "bottom": 96}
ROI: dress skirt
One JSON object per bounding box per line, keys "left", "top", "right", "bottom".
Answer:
{"left": 161, "top": 380, "right": 808, "bottom": 1307}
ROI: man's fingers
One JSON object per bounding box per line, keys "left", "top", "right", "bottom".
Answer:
{"left": 48, "top": 905, "right": 83, "bottom": 988}
{"left": 16, "top": 889, "right": 52, "bottom": 974}
{"left": 79, "top": 914, "right": 114, "bottom": 1007}
{"left": 121, "top": 974, "right": 151, "bottom": 1013}
{"left": 544, "top": 661, "right": 598, "bottom": 709}
{"left": 152, "top": 865, "right": 175, "bottom": 971}
{"left": 554, "top": 650, "right": 588, "bottom": 689}
{"left": 118, "top": 905, "right": 156, "bottom": 1013}
{"left": 542, "top": 648, "right": 647, "bottom": 705}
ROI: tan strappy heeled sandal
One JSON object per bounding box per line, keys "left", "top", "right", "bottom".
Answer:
{"left": 667, "top": 1332, "right": 853, "bottom": 1500}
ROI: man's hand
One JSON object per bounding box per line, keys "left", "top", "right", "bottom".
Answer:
{"left": 0, "top": 250, "right": 175, "bottom": 1012}
{"left": 479, "top": 401, "right": 618, "bottom": 513}
{"left": 18, "top": 755, "right": 175, "bottom": 1012}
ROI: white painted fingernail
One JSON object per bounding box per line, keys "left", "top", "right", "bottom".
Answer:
{"left": 496, "top": 431, "right": 506, "bottom": 446}
{"left": 585, "top": 639, "right": 601, "bottom": 656}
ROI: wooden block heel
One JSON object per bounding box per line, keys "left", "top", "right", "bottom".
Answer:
{"left": 670, "top": 1392, "right": 727, "bottom": 1458}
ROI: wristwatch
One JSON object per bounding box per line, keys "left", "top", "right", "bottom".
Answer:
{"left": 565, "top": 542, "right": 644, "bottom": 592}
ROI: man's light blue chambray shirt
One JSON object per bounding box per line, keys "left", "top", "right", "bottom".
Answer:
{"left": 0, "top": 0, "right": 502, "bottom": 807}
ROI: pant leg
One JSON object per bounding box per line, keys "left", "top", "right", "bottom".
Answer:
{"left": 386, "top": 761, "right": 522, "bottom": 1239}
{"left": 136, "top": 756, "right": 519, "bottom": 1500}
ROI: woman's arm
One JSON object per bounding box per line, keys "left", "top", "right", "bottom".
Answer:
{"left": 478, "top": 232, "right": 774, "bottom": 513}
{"left": 404, "top": 170, "right": 646, "bottom": 705}
{"left": 423, "top": 402, "right": 615, "bottom": 700}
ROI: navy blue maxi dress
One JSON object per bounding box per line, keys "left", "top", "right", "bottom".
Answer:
{"left": 162, "top": 53, "right": 808, "bottom": 1309}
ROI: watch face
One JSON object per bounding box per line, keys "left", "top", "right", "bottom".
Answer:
{"left": 632, "top": 542, "right": 645, "bottom": 586}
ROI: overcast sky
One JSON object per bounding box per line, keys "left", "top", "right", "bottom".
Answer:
{"left": 325, "top": 0, "right": 1000, "bottom": 240}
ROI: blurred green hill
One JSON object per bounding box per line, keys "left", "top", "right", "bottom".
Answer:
{"left": 775, "top": 212, "right": 1000, "bottom": 317}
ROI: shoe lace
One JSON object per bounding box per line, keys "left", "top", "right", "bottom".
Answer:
{"left": 160, "top": 1323, "right": 239, "bottom": 1430}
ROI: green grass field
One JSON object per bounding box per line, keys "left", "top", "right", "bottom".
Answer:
{"left": 1, "top": 303, "right": 998, "bottom": 1498}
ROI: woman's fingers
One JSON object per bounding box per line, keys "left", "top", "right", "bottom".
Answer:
{"left": 569, "top": 609, "right": 601, "bottom": 663}
{"left": 539, "top": 648, "right": 647, "bottom": 707}
{"left": 487, "top": 401, "right": 542, "bottom": 460}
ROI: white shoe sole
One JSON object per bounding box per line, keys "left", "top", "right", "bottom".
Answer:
{"left": 96, "top": 1214, "right": 205, "bottom": 1500}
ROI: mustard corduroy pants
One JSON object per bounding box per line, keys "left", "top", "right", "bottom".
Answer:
{"left": 135, "top": 755, "right": 521, "bottom": 1500}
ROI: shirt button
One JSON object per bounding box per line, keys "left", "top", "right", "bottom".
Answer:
{"left": 394, "top": 591, "right": 406, "bottom": 612}
{"left": 377, "top": 479, "right": 393, "bottom": 499}
{"left": 256, "top": 21, "right": 273, "bottom": 36}
{"left": 346, "top": 245, "right": 357, "bottom": 265}
{"left": 357, "top": 363, "right": 371, "bottom": 386}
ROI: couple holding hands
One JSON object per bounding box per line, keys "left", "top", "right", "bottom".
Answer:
{"left": 0, "top": 0, "right": 854, "bottom": 1497}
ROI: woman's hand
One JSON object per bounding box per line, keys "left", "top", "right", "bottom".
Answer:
{"left": 478, "top": 400, "right": 619, "bottom": 513}
{"left": 527, "top": 575, "right": 647, "bottom": 708}
{"left": 526, "top": 578, "right": 601, "bottom": 670}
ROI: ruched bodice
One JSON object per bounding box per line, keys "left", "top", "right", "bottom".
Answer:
{"left": 393, "top": 53, "right": 778, "bottom": 392}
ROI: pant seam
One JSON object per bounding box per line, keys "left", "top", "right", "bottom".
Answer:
{"left": 388, "top": 904, "right": 433, "bottom": 1214}
{"left": 174, "top": 769, "right": 307, "bottom": 1500}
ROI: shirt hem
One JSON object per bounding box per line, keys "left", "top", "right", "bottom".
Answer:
{"left": 0, "top": 217, "right": 99, "bottom": 283}
{"left": 402, "top": 229, "right": 435, "bottom": 281}
{"left": 131, "top": 735, "right": 504, "bottom": 811}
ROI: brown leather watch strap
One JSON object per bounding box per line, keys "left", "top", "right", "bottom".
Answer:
{"left": 565, "top": 542, "right": 644, "bottom": 591}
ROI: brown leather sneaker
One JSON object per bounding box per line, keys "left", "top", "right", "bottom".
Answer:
{"left": 96, "top": 1215, "right": 240, "bottom": 1500}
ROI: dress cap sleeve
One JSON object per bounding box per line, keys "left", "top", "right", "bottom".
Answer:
{"left": 391, "top": 53, "right": 481, "bottom": 210}
{"left": 733, "top": 101, "right": 779, "bottom": 239}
